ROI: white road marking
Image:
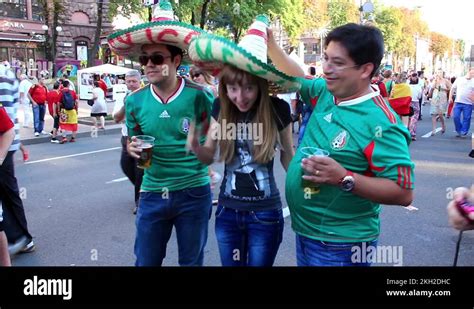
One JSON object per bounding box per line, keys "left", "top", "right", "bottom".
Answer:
{"left": 25, "top": 147, "right": 121, "bottom": 165}
{"left": 106, "top": 177, "right": 129, "bottom": 184}
{"left": 283, "top": 207, "right": 290, "bottom": 218}
{"left": 421, "top": 127, "right": 442, "bottom": 138}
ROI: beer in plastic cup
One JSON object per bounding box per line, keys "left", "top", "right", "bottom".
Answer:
{"left": 300, "top": 147, "right": 330, "bottom": 194}
{"left": 136, "top": 135, "right": 155, "bottom": 169}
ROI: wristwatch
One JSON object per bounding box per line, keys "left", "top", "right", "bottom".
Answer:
{"left": 339, "top": 170, "right": 355, "bottom": 192}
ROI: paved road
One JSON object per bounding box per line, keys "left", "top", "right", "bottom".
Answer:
{"left": 10, "top": 104, "right": 474, "bottom": 266}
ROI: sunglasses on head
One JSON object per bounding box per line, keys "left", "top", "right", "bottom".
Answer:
{"left": 138, "top": 53, "right": 172, "bottom": 66}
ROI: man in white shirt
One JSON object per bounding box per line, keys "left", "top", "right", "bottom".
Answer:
{"left": 449, "top": 67, "right": 474, "bottom": 137}
{"left": 18, "top": 74, "right": 33, "bottom": 128}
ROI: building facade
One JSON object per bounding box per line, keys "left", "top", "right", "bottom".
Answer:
{"left": 0, "top": 0, "right": 113, "bottom": 77}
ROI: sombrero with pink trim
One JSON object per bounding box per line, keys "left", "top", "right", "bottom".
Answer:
{"left": 107, "top": 0, "right": 203, "bottom": 61}
{"left": 188, "top": 15, "right": 301, "bottom": 93}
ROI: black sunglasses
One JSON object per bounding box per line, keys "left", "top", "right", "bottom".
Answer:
{"left": 191, "top": 72, "right": 202, "bottom": 79}
{"left": 138, "top": 53, "right": 172, "bottom": 66}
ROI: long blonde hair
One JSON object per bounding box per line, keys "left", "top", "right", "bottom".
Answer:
{"left": 217, "top": 65, "right": 281, "bottom": 164}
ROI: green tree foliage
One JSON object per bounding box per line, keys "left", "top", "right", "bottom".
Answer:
{"left": 279, "top": 0, "right": 305, "bottom": 45}
{"left": 327, "top": 0, "right": 359, "bottom": 29}
{"left": 302, "top": 0, "right": 330, "bottom": 36}
{"left": 430, "top": 32, "right": 452, "bottom": 59}
{"left": 374, "top": 6, "right": 402, "bottom": 53}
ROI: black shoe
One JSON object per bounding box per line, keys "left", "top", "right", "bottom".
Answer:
{"left": 133, "top": 206, "right": 138, "bottom": 215}
{"left": 469, "top": 150, "right": 474, "bottom": 158}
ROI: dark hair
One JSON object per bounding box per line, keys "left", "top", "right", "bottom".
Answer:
{"left": 309, "top": 66, "right": 316, "bottom": 76}
{"left": 53, "top": 81, "right": 60, "bottom": 89}
{"left": 62, "top": 80, "right": 70, "bottom": 87}
{"left": 93, "top": 81, "right": 99, "bottom": 87}
{"left": 165, "top": 45, "right": 184, "bottom": 66}
{"left": 409, "top": 77, "right": 419, "bottom": 84}
{"left": 325, "top": 23, "right": 384, "bottom": 78}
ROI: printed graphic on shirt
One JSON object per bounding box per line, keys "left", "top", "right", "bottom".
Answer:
{"left": 223, "top": 129, "right": 271, "bottom": 201}
{"left": 159, "top": 110, "right": 171, "bottom": 118}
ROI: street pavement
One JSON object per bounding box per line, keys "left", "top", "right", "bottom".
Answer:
{"left": 9, "top": 104, "right": 474, "bottom": 266}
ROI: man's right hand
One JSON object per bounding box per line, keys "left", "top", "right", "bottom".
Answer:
{"left": 127, "top": 136, "right": 141, "bottom": 159}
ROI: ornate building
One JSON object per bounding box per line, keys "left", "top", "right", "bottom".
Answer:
{"left": 0, "top": 0, "right": 113, "bottom": 77}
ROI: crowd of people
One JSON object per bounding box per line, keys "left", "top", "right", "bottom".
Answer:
{"left": 0, "top": 0, "right": 472, "bottom": 267}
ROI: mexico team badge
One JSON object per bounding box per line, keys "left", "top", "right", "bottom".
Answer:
{"left": 331, "top": 130, "right": 349, "bottom": 150}
{"left": 180, "top": 117, "right": 191, "bottom": 134}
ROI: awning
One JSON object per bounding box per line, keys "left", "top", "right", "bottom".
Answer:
{"left": 0, "top": 32, "right": 45, "bottom": 42}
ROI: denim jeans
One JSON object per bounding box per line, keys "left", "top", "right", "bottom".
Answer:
{"left": 453, "top": 103, "right": 473, "bottom": 135}
{"left": 32, "top": 104, "right": 46, "bottom": 133}
{"left": 134, "top": 185, "right": 212, "bottom": 266}
{"left": 296, "top": 234, "right": 377, "bottom": 267}
{"left": 215, "top": 205, "right": 283, "bottom": 266}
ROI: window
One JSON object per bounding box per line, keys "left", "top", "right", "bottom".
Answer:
{"left": 0, "top": 0, "right": 27, "bottom": 19}
{"left": 31, "top": 0, "right": 44, "bottom": 21}
{"left": 76, "top": 40, "right": 88, "bottom": 62}
{"left": 0, "top": 47, "right": 8, "bottom": 61}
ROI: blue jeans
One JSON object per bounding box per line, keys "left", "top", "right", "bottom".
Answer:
{"left": 296, "top": 234, "right": 377, "bottom": 266}
{"left": 453, "top": 103, "right": 472, "bottom": 135}
{"left": 134, "top": 185, "right": 212, "bottom": 266}
{"left": 32, "top": 104, "right": 46, "bottom": 133}
{"left": 215, "top": 205, "right": 283, "bottom": 266}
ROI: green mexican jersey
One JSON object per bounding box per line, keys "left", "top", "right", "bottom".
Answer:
{"left": 126, "top": 78, "right": 214, "bottom": 192}
{"left": 286, "top": 78, "right": 415, "bottom": 242}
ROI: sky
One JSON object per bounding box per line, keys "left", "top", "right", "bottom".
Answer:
{"left": 378, "top": 0, "right": 474, "bottom": 46}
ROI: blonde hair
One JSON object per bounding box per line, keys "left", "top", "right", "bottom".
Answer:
{"left": 217, "top": 65, "right": 281, "bottom": 165}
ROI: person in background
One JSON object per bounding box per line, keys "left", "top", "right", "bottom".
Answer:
{"left": 0, "top": 63, "right": 35, "bottom": 255}
{"left": 449, "top": 67, "right": 474, "bottom": 138}
{"left": 447, "top": 76, "right": 456, "bottom": 119}
{"left": 91, "top": 81, "right": 108, "bottom": 130}
{"left": 62, "top": 73, "right": 75, "bottom": 92}
{"left": 0, "top": 105, "right": 15, "bottom": 266}
{"left": 58, "top": 80, "right": 79, "bottom": 144}
{"left": 388, "top": 72, "right": 412, "bottom": 128}
{"left": 47, "top": 81, "right": 62, "bottom": 143}
{"left": 189, "top": 66, "right": 218, "bottom": 97}
{"left": 28, "top": 76, "right": 49, "bottom": 137}
{"left": 408, "top": 73, "right": 423, "bottom": 141}
{"left": 429, "top": 69, "right": 451, "bottom": 136}
{"left": 18, "top": 74, "right": 33, "bottom": 128}
{"left": 113, "top": 70, "right": 144, "bottom": 215}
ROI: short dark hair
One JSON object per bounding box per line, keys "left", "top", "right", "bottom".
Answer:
{"left": 165, "top": 45, "right": 184, "bottom": 67}
{"left": 325, "top": 23, "right": 384, "bottom": 78}
{"left": 62, "top": 80, "right": 70, "bottom": 87}
{"left": 53, "top": 81, "right": 61, "bottom": 89}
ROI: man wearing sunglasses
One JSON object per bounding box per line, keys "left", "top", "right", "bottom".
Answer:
{"left": 107, "top": 1, "right": 213, "bottom": 267}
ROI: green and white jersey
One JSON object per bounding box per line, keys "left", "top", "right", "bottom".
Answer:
{"left": 286, "top": 77, "right": 415, "bottom": 242}
{"left": 126, "top": 78, "right": 214, "bottom": 192}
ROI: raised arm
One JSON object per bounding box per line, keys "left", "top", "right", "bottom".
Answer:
{"left": 267, "top": 28, "right": 305, "bottom": 78}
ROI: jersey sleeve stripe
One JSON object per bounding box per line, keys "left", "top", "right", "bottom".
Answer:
{"left": 373, "top": 96, "right": 397, "bottom": 124}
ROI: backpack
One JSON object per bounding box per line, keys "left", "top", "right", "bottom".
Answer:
{"left": 61, "top": 90, "right": 75, "bottom": 110}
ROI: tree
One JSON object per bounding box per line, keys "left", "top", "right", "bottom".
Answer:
{"left": 327, "top": 0, "right": 359, "bottom": 29}
{"left": 374, "top": 6, "right": 403, "bottom": 54}
{"left": 430, "top": 32, "right": 452, "bottom": 59}
{"left": 279, "top": 0, "right": 305, "bottom": 45}
{"left": 37, "top": 0, "right": 65, "bottom": 63}
{"left": 302, "top": 0, "right": 329, "bottom": 37}
{"left": 88, "top": 0, "right": 104, "bottom": 67}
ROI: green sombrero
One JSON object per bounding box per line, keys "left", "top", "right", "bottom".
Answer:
{"left": 107, "top": 0, "right": 204, "bottom": 62}
{"left": 188, "top": 15, "right": 301, "bottom": 93}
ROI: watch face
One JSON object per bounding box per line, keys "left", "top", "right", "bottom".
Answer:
{"left": 341, "top": 176, "right": 355, "bottom": 191}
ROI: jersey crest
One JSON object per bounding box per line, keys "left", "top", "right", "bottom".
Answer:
{"left": 331, "top": 130, "right": 349, "bottom": 150}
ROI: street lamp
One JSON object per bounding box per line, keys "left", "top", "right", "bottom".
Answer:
{"left": 359, "top": 0, "right": 374, "bottom": 24}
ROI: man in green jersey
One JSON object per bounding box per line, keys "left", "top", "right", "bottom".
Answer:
{"left": 107, "top": 1, "right": 213, "bottom": 266}
{"left": 268, "top": 23, "right": 415, "bottom": 266}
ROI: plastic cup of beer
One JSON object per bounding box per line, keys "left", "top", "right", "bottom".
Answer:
{"left": 136, "top": 135, "right": 155, "bottom": 169}
{"left": 300, "top": 147, "right": 329, "bottom": 193}
{"left": 300, "top": 147, "right": 330, "bottom": 175}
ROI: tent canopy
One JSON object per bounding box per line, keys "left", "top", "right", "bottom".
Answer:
{"left": 77, "top": 64, "right": 135, "bottom": 75}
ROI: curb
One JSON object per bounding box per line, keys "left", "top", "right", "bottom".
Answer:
{"left": 21, "top": 127, "right": 122, "bottom": 145}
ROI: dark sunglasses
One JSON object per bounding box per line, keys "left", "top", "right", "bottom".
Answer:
{"left": 138, "top": 53, "right": 172, "bottom": 66}
{"left": 191, "top": 72, "right": 202, "bottom": 79}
